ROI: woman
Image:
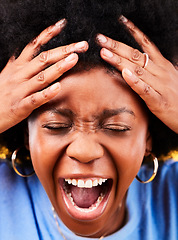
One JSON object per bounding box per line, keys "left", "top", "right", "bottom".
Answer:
{"left": 0, "top": 0, "right": 177, "bottom": 239}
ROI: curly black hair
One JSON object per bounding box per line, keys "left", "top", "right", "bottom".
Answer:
{"left": 0, "top": 0, "right": 177, "bottom": 160}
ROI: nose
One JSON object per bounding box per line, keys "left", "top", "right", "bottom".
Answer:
{"left": 66, "top": 134, "right": 104, "bottom": 163}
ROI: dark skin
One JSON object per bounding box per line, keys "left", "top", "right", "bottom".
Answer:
{"left": 0, "top": 19, "right": 88, "bottom": 133}
{"left": 28, "top": 67, "right": 151, "bottom": 237}
{"left": 98, "top": 16, "right": 178, "bottom": 133}
{"left": 0, "top": 17, "right": 177, "bottom": 134}
{"left": 0, "top": 16, "right": 177, "bottom": 238}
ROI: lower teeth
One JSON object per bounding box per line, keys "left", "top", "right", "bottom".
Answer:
{"left": 65, "top": 190, "right": 104, "bottom": 213}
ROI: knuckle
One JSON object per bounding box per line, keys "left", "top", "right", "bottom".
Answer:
{"left": 133, "top": 78, "right": 139, "bottom": 85}
{"left": 10, "top": 101, "right": 18, "bottom": 115}
{"left": 46, "top": 25, "right": 54, "bottom": 36}
{"left": 31, "top": 37, "right": 38, "bottom": 47}
{"left": 37, "top": 71, "right": 50, "bottom": 87}
{"left": 37, "top": 71, "right": 45, "bottom": 82}
{"left": 152, "top": 96, "right": 169, "bottom": 113}
{"left": 142, "top": 34, "right": 150, "bottom": 47}
{"left": 30, "top": 95, "right": 37, "bottom": 106}
{"left": 138, "top": 84, "right": 151, "bottom": 98}
{"left": 131, "top": 49, "right": 141, "bottom": 61}
{"left": 159, "top": 96, "right": 169, "bottom": 110}
{"left": 32, "top": 37, "right": 39, "bottom": 47}
{"left": 56, "top": 62, "right": 62, "bottom": 72}
{"left": 116, "top": 57, "right": 122, "bottom": 66}
{"left": 39, "top": 51, "right": 50, "bottom": 64}
{"left": 62, "top": 46, "right": 69, "bottom": 55}
{"left": 30, "top": 37, "right": 38, "bottom": 49}
{"left": 31, "top": 37, "right": 41, "bottom": 54}
{"left": 135, "top": 66, "right": 144, "bottom": 76}
{"left": 111, "top": 40, "right": 119, "bottom": 51}
{"left": 42, "top": 89, "right": 48, "bottom": 100}
{"left": 143, "top": 85, "right": 151, "bottom": 95}
{"left": 10, "top": 99, "right": 24, "bottom": 118}
{"left": 65, "top": 44, "right": 74, "bottom": 53}
{"left": 127, "top": 22, "right": 136, "bottom": 33}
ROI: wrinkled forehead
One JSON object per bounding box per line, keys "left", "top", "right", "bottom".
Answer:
{"left": 29, "top": 67, "right": 148, "bottom": 123}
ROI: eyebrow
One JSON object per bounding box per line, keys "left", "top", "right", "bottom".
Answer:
{"left": 49, "top": 108, "right": 75, "bottom": 118}
{"left": 46, "top": 107, "right": 135, "bottom": 119}
{"left": 100, "top": 108, "right": 135, "bottom": 119}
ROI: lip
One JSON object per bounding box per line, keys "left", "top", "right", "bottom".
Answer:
{"left": 58, "top": 177, "right": 113, "bottom": 221}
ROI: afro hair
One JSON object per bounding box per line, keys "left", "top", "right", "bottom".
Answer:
{"left": 0, "top": 0, "right": 177, "bottom": 160}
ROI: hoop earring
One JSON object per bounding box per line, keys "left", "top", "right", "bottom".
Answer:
{"left": 136, "top": 153, "right": 158, "bottom": 184}
{"left": 11, "top": 148, "right": 35, "bottom": 177}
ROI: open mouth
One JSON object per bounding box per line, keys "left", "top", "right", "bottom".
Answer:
{"left": 58, "top": 177, "right": 113, "bottom": 220}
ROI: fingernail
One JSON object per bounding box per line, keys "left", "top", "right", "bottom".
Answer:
{"left": 123, "top": 68, "right": 132, "bottom": 77}
{"left": 97, "top": 34, "right": 107, "bottom": 43}
{"left": 55, "top": 18, "right": 66, "bottom": 28}
{"left": 119, "top": 15, "right": 128, "bottom": 23}
{"left": 50, "top": 82, "right": 61, "bottom": 91}
{"left": 65, "top": 53, "right": 77, "bottom": 62}
{"left": 75, "top": 41, "right": 87, "bottom": 50}
{"left": 102, "top": 48, "right": 113, "bottom": 58}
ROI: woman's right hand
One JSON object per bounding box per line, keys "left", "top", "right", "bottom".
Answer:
{"left": 0, "top": 19, "right": 88, "bottom": 133}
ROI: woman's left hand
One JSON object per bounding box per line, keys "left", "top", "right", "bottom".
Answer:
{"left": 97, "top": 17, "right": 178, "bottom": 133}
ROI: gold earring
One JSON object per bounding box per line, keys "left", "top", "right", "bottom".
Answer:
{"left": 136, "top": 153, "right": 158, "bottom": 184}
{"left": 11, "top": 148, "right": 35, "bottom": 177}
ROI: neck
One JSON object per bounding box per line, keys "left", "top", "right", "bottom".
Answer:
{"left": 91, "top": 198, "right": 127, "bottom": 238}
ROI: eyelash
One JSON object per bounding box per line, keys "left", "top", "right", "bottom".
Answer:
{"left": 42, "top": 123, "right": 131, "bottom": 134}
{"left": 42, "top": 123, "right": 72, "bottom": 131}
{"left": 102, "top": 124, "right": 131, "bottom": 132}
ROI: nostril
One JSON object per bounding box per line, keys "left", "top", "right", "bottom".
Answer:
{"left": 66, "top": 137, "right": 104, "bottom": 163}
{"left": 69, "top": 156, "right": 95, "bottom": 164}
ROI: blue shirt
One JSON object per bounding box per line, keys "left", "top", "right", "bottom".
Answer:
{"left": 0, "top": 160, "right": 177, "bottom": 240}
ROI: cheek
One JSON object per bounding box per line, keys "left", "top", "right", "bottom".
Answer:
{"left": 28, "top": 125, "right": 66, "bottom": 191}
{"left": 29, "top": 133, "right": 52, "bottom": 173}
{"left": 100, "top": 130, "right": 147, "bottom": 194}
{"left": 28, "top": 132, "right": 71, "bottom": 205}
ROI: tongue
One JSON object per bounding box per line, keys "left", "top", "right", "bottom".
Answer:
{"left": 70, "top": 185, "right": 102, "bottom": 208}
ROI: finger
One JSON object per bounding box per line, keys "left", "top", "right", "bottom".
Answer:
{"left": 122, "top": 68, "right": 162, "bottom": 111}
{"left": 97, "top": 34, "right": 159, "bottom": 74}
{"left": 19, "top": 41, "right": 88, "bottom": 79}
{"left": 17, "top": 18, "right": 67, "bottom": 63}
{"left": 119, "top": 16, "right": 167, "bottom": 66}
{"left": 100, "top": 48, "right": 162, "bottom": 86}
{"left": 25, "top": 53, "right": 78, "bottom": 94}
{"left": 19, "top": 82, "right": 61, "bottom": 117}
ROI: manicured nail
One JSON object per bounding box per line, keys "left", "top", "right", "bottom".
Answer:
{"left": 119, "top": 15, "right": 128, "bottom": 23}
{"left": 65, "top": 53, "right": 77, "bottom": 62}
{"left": 55, "top": 18, "right": 66, "bottom": 28}
{"left": 50, "top": 82, "right": 61, "bottom": 91}
{"left": 97, "top": 34, "right": 107, "bottom": 43}
{"left": 102, "top": 48, "right": 113, "bottom": 58}
{"left": 75, "top": 41, "right": 87, "bottom": 50}
{"left": 123, "top": 68, "right": 132, "bottom": 77}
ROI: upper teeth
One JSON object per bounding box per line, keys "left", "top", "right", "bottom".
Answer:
{"left": 65, "top": 178, "right": 107, "bottom": 188}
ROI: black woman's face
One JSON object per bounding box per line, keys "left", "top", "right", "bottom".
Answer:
{"left": 28, "top": 67, "right": 151, "bottom": 237}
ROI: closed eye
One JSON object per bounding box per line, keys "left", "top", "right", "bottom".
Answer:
{"left": 102, "top": 124, "right": 131, "bottom": 132}
{"left": 42, "top": 123, "right": 72, "bottom": 133}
